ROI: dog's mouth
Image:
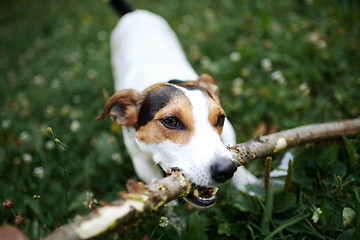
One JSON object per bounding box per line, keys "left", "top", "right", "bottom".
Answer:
{"left": 185, "top": 184, "right": 218, "bottom": 207}
{"left": 168, "top": 168, "right": 218, "bottom": 207}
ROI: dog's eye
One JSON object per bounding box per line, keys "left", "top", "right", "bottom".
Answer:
{"left": 215, "top": 114, "right": 225, "bottom": 127}
{"left": 161, "top": 116, "right": 184, "bottom": 130}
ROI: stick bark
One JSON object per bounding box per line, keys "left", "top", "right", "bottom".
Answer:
{"left": 228, "top": 118, "right": 360, "bottom": 166}
{"left": 43, "top": 171, "right": 192, "bottom": 240}
{"left": 42, "top": 118, "right": 360, "bottom": 240}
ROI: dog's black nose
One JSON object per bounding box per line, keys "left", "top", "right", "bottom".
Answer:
{"left": 211, "top": 159, "right": 237, "bottom": 183}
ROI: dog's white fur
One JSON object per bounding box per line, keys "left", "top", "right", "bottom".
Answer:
{"left": 110, "top": 10, "right": 260, "bottom": 191}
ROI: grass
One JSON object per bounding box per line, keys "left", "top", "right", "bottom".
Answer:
{"left": 1, "top": 0, "right": 360, "bottom": 239}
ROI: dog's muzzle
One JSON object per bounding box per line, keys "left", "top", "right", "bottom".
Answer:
{"left": 183, "top": 157, "right": 237, "bottom": 208}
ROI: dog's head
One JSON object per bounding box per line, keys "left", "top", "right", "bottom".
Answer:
{"left": 96, "top": 74, "right": 237, "bottom": 207}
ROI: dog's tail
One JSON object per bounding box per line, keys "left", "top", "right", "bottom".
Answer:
{"left": 109, "top": 0, "right": 133, "bottom": 16}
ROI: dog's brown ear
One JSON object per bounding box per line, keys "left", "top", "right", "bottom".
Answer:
{"left": 95, "top": 89, "right": 142, "bottom": 126}
{"left": 196, "top": 74, "right": 220, "bottom": 103}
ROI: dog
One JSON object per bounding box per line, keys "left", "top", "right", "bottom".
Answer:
{"left": 96, "top": 0, "right": 260, "bottom": 207}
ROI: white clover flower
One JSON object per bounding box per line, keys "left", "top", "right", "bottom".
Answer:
{"left": 19, "top": 131, "right": 31, "bottom": 142}
{"left": 22, "top": 153, "right": 33, "bottom": 163}
{"left": 200, "top": 56, "right": 219, "bottom": 73}
{"left": 271, "top": 70, "right": 287, "bottom": 85}
{"left": 229, "top": 52, "right": 241, "bottom": 62}
{"left": 299, "top": 82, "right": 310, "bottom": 96}
{"left": 204, "top": 9, "right": 215, "bottom": 22}
{"left": 97, "top": 30, "right": 107, "bottom": 41}
{"left": 87, "top": 69, "right": 97, "bottom": 80}
{"left": 200, "top": 56, "right": 212, "bottom": 70}
{"left": 111, "top": 152, "right": 123, "bottom": 164}
{"left": 70, "top": 109, "right": 83, "bottom": 120}
{"left": 45, "top": 140, "right": 56, "bottom": 150}
{"left": 61, "top": 105, "right": 71, "bottom": 116}
{"left": 83, "top": 191, "right": 98, "bottom": 209}
{"left": 232, "top": 77, "right": 244, "bottom": 96}
{"left": 2, "top": 119, "right": 11, "bottom": 130}
{"left": 73, "top": 62, "right": 83, "bottom": 72}
{"left": 178, "top": 23, "right": 190, "bottom": 34}
{"left": 271, "top": 71, "right": 282, "bottom": 81}
{"left": 159, "top": 216, "right": 169, "bottom": 227}
{"left": 32, "top": 74, "right": 45, "bottom": 86}
{"left": 308, "top": 32, "right": 321, "bottom": 43}
{"left": 50, "top": 78, "right": 60, "bottom": 89}
{"left": 70, "top": 120, "right": 81, "bottom": 132}
{"left": 66, "top": 51, "right": 81, "bottom": 63}
{"left": 307, "top": 32, "right": 326, "bottom": 49}
{"left": 343, "top": 207, "right": 356, "bottom": 228}
{"left": 63, "top": 23, "right": 73, "bottom": 36}
{"left": 33, "top": 166, "right": 45, "bottom": 179}
{"left": 182, "top": 15, "right": 194, "bottom": 24}
{"left": 46, "top": 105, "right": 55, "bottom": 117}
{"left": 312, "top": 208, "right": 322, "bottom": 223}
{"left": 261, "top": 58, "right": 272, "bottom": 72}
{"left": 86, "top": 191, "right": 94, "bottom": 198}
{"left": 72, "top": 95, "right": 82, "bottom": 104}
{"left": 241, "top": 68, "right": 251, "bottom": 78}
{"left": 317, "top": 40, "right": 327, "bottom": 49}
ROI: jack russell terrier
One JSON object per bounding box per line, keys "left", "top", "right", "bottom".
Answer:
{"left": 96, "top": 0, "right": 260, "bottom": 207}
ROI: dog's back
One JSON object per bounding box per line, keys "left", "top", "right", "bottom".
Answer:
{"left": 111, "top": 10, "right": 198, "bottom": 91}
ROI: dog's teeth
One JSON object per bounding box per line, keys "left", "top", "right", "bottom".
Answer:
{"left": 211, "top": 187, "right": 219, "bottom": 196}
{"left": 193, "top": 189, "right": 199, "bottom": 197}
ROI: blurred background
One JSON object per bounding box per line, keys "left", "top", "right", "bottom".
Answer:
{"left": 1, "top": 0, "right": 359, "bottom": 239}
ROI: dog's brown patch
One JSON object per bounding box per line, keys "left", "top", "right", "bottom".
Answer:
{"left": 207, "top": 98, "right": 225, "bottom": 135}
{"left": 136, "top": 94, "right": 194, "bottom": 145}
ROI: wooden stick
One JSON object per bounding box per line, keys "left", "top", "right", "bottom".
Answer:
{"left": 43, "top": 171, "right": 192, "bottom": 240}
{"left": 228, "top": 118, "right": 360, "bottom": 166}
{"left": 43, "top": 118, "right": 360, "bottom": 239}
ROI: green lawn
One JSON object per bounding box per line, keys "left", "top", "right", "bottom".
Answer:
{"left": 1, "top": 0, "right": 359, "bottom": 239}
